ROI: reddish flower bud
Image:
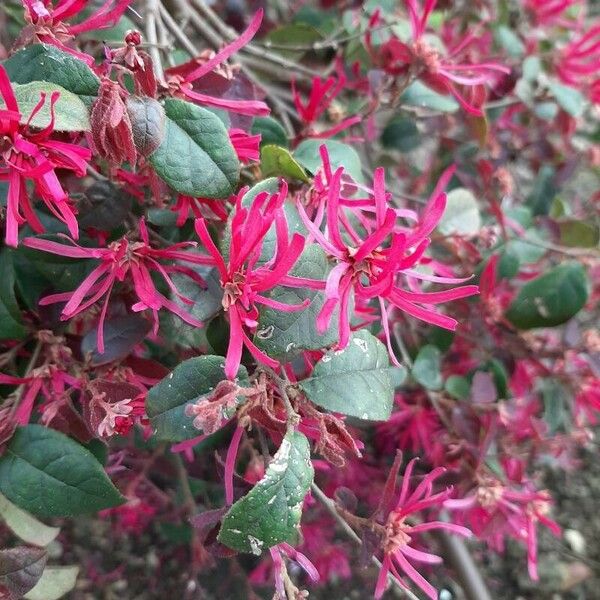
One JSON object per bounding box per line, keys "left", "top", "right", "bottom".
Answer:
{"left": 89, "top": 78, "right": 137, "bottom": 167}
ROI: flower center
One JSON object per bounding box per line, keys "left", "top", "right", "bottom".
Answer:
{"left": 222, "top": 272, "right": 246, "bottom": 310}
{"left": 384, "top": 512, "right": 412, "bottom": 553}
{"left": 413, "top": 39, "right": 441, "bottom": 73}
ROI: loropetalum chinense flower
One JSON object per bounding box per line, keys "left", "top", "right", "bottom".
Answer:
{"left": 17, "top": 0, "right": 131, "bottom": 64}
{"left": 165, "top": 10, "right": 270, "bottom": 116}
{"left": 0, "top": 65, "right": 90, "bottom": 247}
{"left": 23, "top": 220, "right": 213, "bottom": 353}
{"left": 366, "top": 0, "right": 510, "bottom": 115}
{"left": 445, "top": 476, "right": 561, "bottom": 580}
{"left": 296, "top": 146, "right": 479, "bottom": 359}
{"left": 374, "top": 455, "right": 472, "bottom": 599}
{"left": 194, "top": 182, "right": 314, "bottom": 379}
{"left": 557, "top": 23, "right": 600, "bottom": 103}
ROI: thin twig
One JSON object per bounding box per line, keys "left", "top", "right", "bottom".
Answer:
{"left": 189, "top": 0, "right": 320, "bottom": 79}
{"left": 146, "top": 0, "right": 165, "bottom": 83}
{"left": 311, "top": 483, "right": 421, "bottom": 600}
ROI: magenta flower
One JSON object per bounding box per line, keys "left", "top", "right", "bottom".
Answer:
{"left": 229, "top": 128, "right": 261, "bottom": 163}
{"left": 194, "top": 182, "right": 313, "bottom": 379}
{"left": 296, "top": 147, "right": 478, "bottom": 357}
{"left": 557, "top": 24, "right": 600, "bottom": 103}
{"left": 445, "top": 478, "right": 561, "bottom": 580}
{"left": 292, "top": 74, "right": 361, "bottom": 138}
{"left": 374, "top": 456, "right": 471, "bottom": 600}
{"left": 366, "top": 1, "right": 509, "bottom": 115}
{"left": 23, "top": 220, "right": 213, "bottom": 353}
{"left": 166, "top": 10, "right": 270, "bottom": 116}
{"left": 19, "top": 0, "right": 131, "bottom": 64}
{"left": 0, "top": 65, "right": 90, "bottom": 247}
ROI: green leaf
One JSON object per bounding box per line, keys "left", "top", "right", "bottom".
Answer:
{"left": 264, "top": 23, "right": 323, "bottom": 58}
{"left": 445, "top": 375, "right": 470, "bottom": 400}
{"left": 558, "top": 220, "right": 599, "bottom": 248}
{"left": 0, "top": 493, "right": 60, "bottom": 547}
{"left": 400, "top": 81, "right": 459, "bottom": 113}
{"left": 260, "top": 144, "right": 309, "bottom": 182}
{"left": 24, "top": 566, "right": 78, "bottom": 600}
{"left": 540, "top": 379, "right": 571, "bottom": 434}
{"left": 412, "top": 345, "right": 443, "bottom": 390}
{"left": 5, "top": 82, "right": 90, "bottom": 131}
{"left": 252, "top": 116, "right": 289, "bottom": 147}
{"left": 0, "top": 249, "right": 26, "bottom": 341}
{"left": 548, "top": 80, "right": 585, "bottom": 117}
{"left": 505, "top": 262, "right": 589, "bottom": 329}
{"left": 299, "top": 330, "right": 394, "bottom": 420}
{"left": 3, "top": 44, "right": 100, "bottom": 104}
{"left": 438, "top": 188, "right": 481, "bottom": 236}
{"left": 0, "top": 425, "right": 124, "bottom": 517}
{"left": 218, "top": 429, "right": 313, "bottom": 554}
{"left": 495, "top": 26, "right": 525, "bottom": 57}
{"left": 254, "top": 245, "right": 339, "bottom": 360}
{"left": 146, "top": 356, "right": 249, "bottom": 442}
{"left": 12, "top": 238, "right": 92, "bottom": 310}
{"left": 528, "top": 165, "right": 557, "bottom": 216}
{"left": 381, "top": 115, "right": 421, "bottom": 152}
{"left": 294, "top": 138, "right": 365, "bottom": 184}
{"left": 149, "top": 98, "right": 239, "bottom": 198}
{"left": 161, "top": 267, "right": 223, "bottom": 349}
{"left": 522, "top": 56, "right": 541, "bottom": 82}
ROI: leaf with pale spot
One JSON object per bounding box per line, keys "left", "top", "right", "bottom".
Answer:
{"left": 218, "top": 429, "right": 313, "bottom": 554}
{"left": 299, "top": 330, "right": 394, "bottom": 420}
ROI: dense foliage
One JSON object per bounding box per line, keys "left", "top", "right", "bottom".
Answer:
{"left": 0, "top": 1, "right": 598, "bottom": 598}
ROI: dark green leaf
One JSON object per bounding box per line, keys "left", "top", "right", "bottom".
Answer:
{"left": 294, "top": 138, "right": 364, "bottom": 184}
{"left": 0, "top": 425, "right": 124, "bottom": 517}
{"left": 12, "top": 239, "right": 92, "bottom": 310}
{"left": 260, "top": 145, "right": 309, "bottom": 182}
{"left": 412, "top": 344, "right": 443, "bottom": 390}
{"left": 149, "top": 98, "right": 239, "bottom": 198}
{"left": 528, "top": 165, "right": 557, "bottom": 217}
{"left": 81, "top": 315, "right": 151, "bottom": 366}
{"left": 300, "top": 330, "right": 394, "bottom": 420}
{"left": 0, "top": 547, "right": 47, "bottom": 600}
{"left": 505, "top": 262, "right": 589, "bottom": 329}
{"left": 251, "top": 117, "right": 288, "bottom": 147}
{"left": 0, "top": 249, "right": 26, "bottom": 340}
{"left": 146, "top": 356, "right": 249, "bottom": 442}
{"left": 254, "top": 245, "right": 339, "bottom": 360}
{"left": 445, "top": 375, "right": 470, "bottom": 400}
{"left": 381, "top": 115, "right": 421, "bottom": 152}
{"left": 77, "top": 180, "right": 133, "bottom": 230}
{"left": 218, "top": 429, "right": 313, "bottom": 554}
{"left": 3, "top": 44, "right": 100, "bottom": 104}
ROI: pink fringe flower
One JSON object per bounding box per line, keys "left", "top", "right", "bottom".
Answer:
{"left": 0, "top": 65, "right": 90, "bottom": 246}
{"left": 194, "top": 182, "right": 314, "bottom": 379}
{"left": 23, "top": 220, "right": 213, "bottom": 353}
{"left": 374, "top": 455, "right": 472, "bottom": 600}
{"left": 297, "top": 146, "right": 478, "bottom": 358}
